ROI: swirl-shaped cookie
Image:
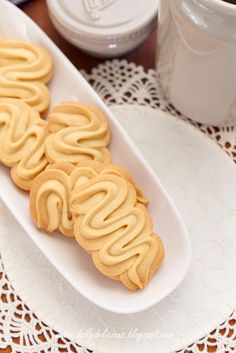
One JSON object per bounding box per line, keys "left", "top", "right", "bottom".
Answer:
{"left": 76, "top": 162, "right": 149, "bottom": 205}
{"left": 45, "top": 103, "right": 111, "bottom": 164}
{"left": 101, "top": 163, "right": 149, "bottom": 206}
{"left": 30, "top": 162, "right": 99, "bottom": 236}
{"left": 0, "top": 38, "right": 53, "bottom": 115}
{"left": 71, "top": 174, "right": 164, "bottom": 291}
{"left": 0, "top": 98, "right": 48, "bottom": 190}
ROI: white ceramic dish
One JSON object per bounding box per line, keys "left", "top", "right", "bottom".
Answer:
{"left": 0, "top": 0, "right": 190, "bottom": 314}
{"left": 2, "top": 105, "right": 236, "bottom": 353}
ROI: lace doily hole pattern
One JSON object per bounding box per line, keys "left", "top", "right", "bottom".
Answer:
{"left": 82, "top": 60, "right": 236, "bottom": 160}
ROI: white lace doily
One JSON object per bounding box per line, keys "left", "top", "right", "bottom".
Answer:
{"left": 1, "top": 60, "right": 236, "bottom": 353}
{"left": 82, "top": 60, "right": 236, "bottom": 162}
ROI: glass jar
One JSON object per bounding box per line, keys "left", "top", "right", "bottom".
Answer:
{"left": 157, "top": 0, "right": 236, "bottom": 125}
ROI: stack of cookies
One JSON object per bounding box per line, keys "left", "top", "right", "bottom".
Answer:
{"left": 0, "top": 37, "right": 164, "bottom": 291}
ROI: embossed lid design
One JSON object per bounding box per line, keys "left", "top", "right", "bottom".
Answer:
{"left": 47, "top": 0, "right": 158, "bottom": 57}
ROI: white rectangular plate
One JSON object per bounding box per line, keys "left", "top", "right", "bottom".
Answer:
{"left": 0, "top": 0, "right": 190, "bottom": 313}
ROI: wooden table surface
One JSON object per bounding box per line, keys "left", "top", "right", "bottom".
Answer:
{"left": 20, "top": 0, "right": 157, "bottom": 72}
